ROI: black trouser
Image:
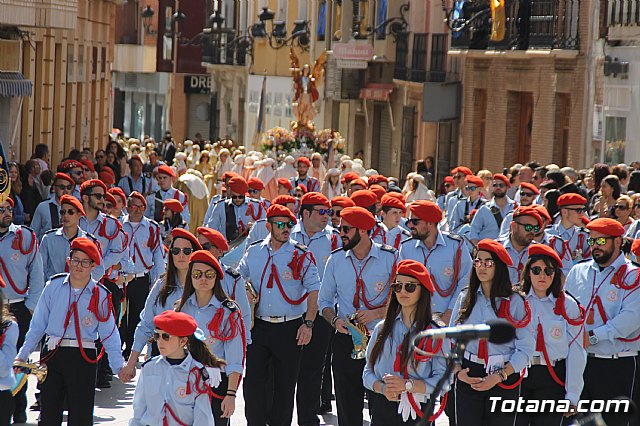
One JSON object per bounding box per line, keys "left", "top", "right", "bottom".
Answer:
{"left": 455, "top": 358, "right": 521, "bottom": 426}
{"left": 517, "top": 361, "right": 566, "bottom": 426}
{"left": 120, "top": 274, "right": 150, "bottom": 358}
{"left": 9, "top": 301, "right": 31, "bottom": 418}
{"left": 368, "top": 390, "right": 433, "bottom": 426}
{"left": 211, "top": 373, "right": 229, "bottom": 426}
{"left": 582, "top": 355, "right": 637, "bottom": 426}
{"left": 0, "top": 389, "right": 14, "bottom": 426}
{"left": 244, "top": 318, "right": 303, "bottom": 426}
{"left": 296, "top": 315, "right": 334, "bottom": 425}
{"left": 321, "top": 332, "right": 334, "bottom": 405}
{"left": 39, "top": 347, "right": 98, "bottom": 425}
{"left": 332, "top": 332, "right": 367, "bottom": 426}
{"left": 97, "top": 279, "right": 121, "bottom": 382}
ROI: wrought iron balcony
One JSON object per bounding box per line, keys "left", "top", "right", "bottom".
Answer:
{"left": 606, "top": 0, "right": 640, "bottom": 26}
{"left": 394, "top": 33, "right": 449, "bottom": 82}
{"left": 450, "top": 0, "right": 580, "bottom": 50}
{"left": 202, "top": 29, "right": 250, "bottom": 66}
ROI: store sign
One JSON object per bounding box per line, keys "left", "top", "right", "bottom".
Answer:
{"left": 360, "top": 84, "right": 395, "bottom": 102}
{"left": 333, "top": 42, "right": 373, "bottom": 61}
{"left": 337, "top": 59, "right": 368, "bottom": 69}
{"left": 184, "top": 75, "right": 212, "bottom": 94}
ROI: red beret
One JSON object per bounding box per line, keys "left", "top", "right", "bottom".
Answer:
{"left": 247, "top": 177, "right": 264, "bottom": 191}
{"left": 557, "top": 193, "right": 587, "bottom": 207}
{"left": 340, "top": 206, "right": 376, "bottom": 231}
{"left": 3, "top": 198, "right": 13, "bottom": 208}
{"left": 154, "top": 311, "right": 197, "bottom": 337}
{"left": 300, "top": 192, "right": 330, "bottom": 208}
{"left": 277, "top": 178, "right": 293, "bottom": 191}
{"left": 586, "top": 218, "right": 625, "bottom": 237}
{"left": 368, "top": 175, "right": 389, "bottom": 185}
{"left": 331, "top": 196, "right": 355, "bottom": 208}
{"left": 80, "top": 179, "right": 107, "bottom": 196}
{"left": 98, "top": 171, "right": 115, "bottom": 186}
{"left": 164, "top": 198, "right": 184, "bottom": 213}
{"left": 129, "top": 155, "right": 143, "bottom": 164}
{"left": 512, "top": 206, "right": 543, "bottom": 227}
{"left": 369, "top": 185, "right": 386, "bottom": 201}
{"left": 101, "top": 166, "right": 115, "bottom": 177}
{"left": 104, "top": 192, "right": 117, "bottom": 206}
{"left": 297, "top": 157, "right": 311, "bottom": 166}
{"left": 451, "top": 166, "right": 472, "bottom": 176}
{"left": 108, "top": 187, "right": 127, "bottom": 204}
{"left": 222, "top": 171, "right": 239, "bottom": 181}
{"left": 53, "top": 172, "right": 75, "bottom": 186}
{"left": 60, "top": 194, "right": 85, "bottom": 216}
{"left": 351, "top": 190, "right": 377, "bottom": 208}
{"left": 632, "top": 239, "right": 640, "bottom": 258}
{"left": 530, "top": 204, "right": 551, "bottom": 224}
{"left": 409, "top": 200, "right": 442, "bottom": 223}
{"left": 60, "top": 159, "right": 82, "bottom": 171}
{"left": 350, "top": 178, "right": 368, "bottom": 189}
{"left": 295, "top": 184, "right": 308, "bottom": 194}
{"left": 267, "top": 204, "right": 297, "bottom": 223}
{"left": 381, "top": 194, "right": 406, "bottom": 213}
{"left": 385, "top": 192, "right": 406, "bottom": 203}
{"left": 396, "top": 260, "right": 435, "bottom": 293}
{"left": 465, "top": 175, "right": 484, "bottom": 187}
{"left": 128, "top": 191, "right": 147, "bottom": 209}
{"left": 444, "top": 176, "right": 454, "bottom": 184}
{"left": 189, "top": 249, "right": 224, "bottom": 278}
{"left": 528, "top": 243, "right": 562, "bottom": 266}
{"left": 272, "top": 195, "right": 297, "bottom": 206}
{"left": 341, "top": 172, "right": 360, "bottom": 184}
{"left": 228, "top": 176, "right": 248, "bottom": 195}
{"left": 70, "top": 237, "right": 101, "bottom": 266}
{"left": 171, "top": 228, "right": 201, "bottom": 249}
{"left": 197, "top": 227, "right": 229, "bottom": 252}
{"left": 493, "top": 173, "right": 511, "bottom": 188}
{"left": 477, "top": 239, "right": 513, "bottom": 267}
{"left": 157, "top": 165, "right": 176, "bottom": 178}
{"left": 519, "top": 182, "right": 540, "bottom": 195}
{"left": 80, "top": 159, "right": 95, "bottom": 173}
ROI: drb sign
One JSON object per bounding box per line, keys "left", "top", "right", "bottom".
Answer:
{"left": 184, "top": 75, "right": 212, "bottom": 94}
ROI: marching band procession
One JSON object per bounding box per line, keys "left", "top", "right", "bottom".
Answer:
{"left": 2, "top": 136, "right": 640, "bottom": 426}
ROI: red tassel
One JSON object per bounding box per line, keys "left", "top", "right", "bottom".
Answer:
{"left": 535, "top": 323, "right": 545, "bottom": 352}
{"left": 586, "top": 307, "right": 594, "bottom": 325}
{"left": 393, "top": 347, "right": 401, "bottom": 372}
{"left": 478, "top": 339, "right": 488, "bottom": 363}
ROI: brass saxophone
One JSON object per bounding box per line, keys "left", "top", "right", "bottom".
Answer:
{"left": 245, "top": 280, "right": 259, "bottom": 329}
{"left": 12, "top": 361, "right": 47, "bottom": 396}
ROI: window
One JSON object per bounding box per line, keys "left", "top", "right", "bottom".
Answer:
{"left": 411, "top": 33, "right": 428, "bottom": 82}
{"left": 163, "top": 6, "right": 173, "bottom": 61}
{"left": 92, "top": 46, "right": 98, "bottom": 79}
{"left": 604, "top": 116, "right": 626, "bottom": 164}
{"left": 376, "top": 0, "right": 388, "bottom": 39}
{"left": 317, "top": 0, "right": 326, "bottom": 40}
{"left": 353, "top": 0, "right": 370, "bottom": 38}
{"left": 430, "top": 34, "right": 447, "bottom": 73}
{"left": 333, "top": 0, "right": 343, "bottom": 40}
{"left": 554, "top": 94, "right": 570, "bottom": 165}
{"left": 472, "top": 89, "right": 487, "bottom": 170}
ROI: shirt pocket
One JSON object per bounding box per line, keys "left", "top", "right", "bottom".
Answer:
{"left": 542, "top": 319, "right": 568, "bottom": 358}
{"left": 143, "top": 375, "right": 162, "bottom": 407}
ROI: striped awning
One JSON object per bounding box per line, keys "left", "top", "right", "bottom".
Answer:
{"left": 0, "top": 72, "right": 32, "bottom": 97}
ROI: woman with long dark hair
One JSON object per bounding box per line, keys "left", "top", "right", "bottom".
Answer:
{"left": 518, "top": 244, "right": 585, "bottom": 425}
{"left": 176, "top": 250, "right": 245, "bottom": 425}
{"left": 363, "top": 259, "right": 449, "bottom": 425}
{"left": 160, "top": 199, "right": 189, "bottom": 244}
{"left": 8, "top": 162, "right": 25, "bottom": 225}
{"left": 452, "top": 239, "right": 535, "bottom": 426}
{"left": 0, "top": 289, "right": 19, "bottom": 425}
{"left": 120, "top": 229, "right": 202, "bottom": 380}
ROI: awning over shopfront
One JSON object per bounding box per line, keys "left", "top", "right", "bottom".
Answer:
{"left": 0, "top": 72, "right": 32, "bottom": 97}
{"left": 359, "top": 83, "right": 395, "bottom": 102}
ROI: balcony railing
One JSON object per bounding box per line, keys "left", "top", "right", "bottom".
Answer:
{"left": 606, "top": 0, "right": 640, "bottom": 26}
{"left": 202, "top": 30, "right": 249, "bottom": 66}
{"left": 394, "top": 33, "right": 449, "bottom": 82}
{"left": 451, "top": 0, "right": 580, "bottom": 50}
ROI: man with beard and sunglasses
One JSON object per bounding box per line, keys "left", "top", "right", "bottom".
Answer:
{"left": 205, "top": 176, "right": 265, "bottom": 242}
{"left": 470, "top": 173, "right": 517, "bottom": 245}
{"left": 318, "top": 206, "right": 398, "bottom": 426}
{"left": 498, "top": 206, "right": 543, "bottom": 285}
{"left": 31, "top": 172, "right": 76, "bottom": 241}
{"left": 290, "top": 157, "right": 320, "bottom": 193}
{"left": 547, "top": 193, "right": 592, "bottom": 265}
{"left": 245, "top": 195, "right": 297, "bottom": 248}
{"left": 238, "top": 204, "right": 321, "bottom": 426}
{"left": 565, "top": 218, "right": 640, "bottom": 426}
{"left": 399, "top": 200, "right": 472, "bottom": 326}
{"left": 498, "top": 181, "right": 540, "bottom": 237}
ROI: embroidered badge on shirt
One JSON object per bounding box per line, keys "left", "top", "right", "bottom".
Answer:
{"left": 82, "top": 315, "right": 94, "bottom": 328}
{"left": 11, "top": 253, "right": 19, "bottom": 262}
{"left": 607, "top": 290, "right": 618, "bottom": 303}
{"left": 375, "top": 281, "right": 385, "bottom": 293}
{"left": 550, "top": 326, "right": 563, "bottom": 339}
{"left": 176, "top": 386, "right": 187, "bottom": 399}
{"left": 443, "top": 266, "right": 453, "bottom": 278}
{"left": 281, "top": 268, "right": 293, "bottom": 280}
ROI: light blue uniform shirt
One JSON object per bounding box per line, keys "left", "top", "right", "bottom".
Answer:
{"left": 238, "top": 236, "right": 321, "bottom": 318}
{"left": 469, "top": 198, "right": 516, "bottom": 241}
{"left": 445, "top": 190, "right": 466, "bottom": 226}
{"left": 0, "top": 321, "right": 18, "bottom": 391}
{"left": 203, "top": 195, "right": 224, "bottom": 227}
{"left": 546, "top": 223, "right": 590, "bottom": 265}
{"left": 380, "top": 224, "right": 411, "bottom": 250}
{"left": 290, "top": 222, "right": 336, "bottom": 279}
{"left": 363, "top": 316, "right": 450, "bottom": 395}
{"left": 371, "top": 222, "right": 386, "bottom": 246}
{"left": 220, "top": 267, "right": 252, "bottom": 344}
{"left": 499, "top": 234, "right": 572, "bottom": 285}
{"left": 564, "top": 254, "right": 640, "bottom": 356}
{"left": 399, "top": 233, "right": 472, "bottom": 313}
{"left": 498, "top": 211, "right": 515, "bottom": 237}
{"left": 79, "top": 212, "right": 126, "bottom": 279}
{"left": 18, "top": 274, "right": 125, "bottom": 373}
{"left": 525, "top": 289, "right": 586, "bottom": 404}
{"left": 450, "top": 288, "right": 535, "bottom": 373}
{"left": 130, "top": 353, "right": 215, "bottom": 426}
{"left": 448, "top": 197, "right": 486, "bottom": 232}
{"left": 205, "top": 198, "right": 266, "bottom": 240}
{"left": 117, "top": 174, "right": 158, "bottom": 198}
{"left": 148, "top": 187, "right": 190, "bottom": 224}
{"left": 245, "top": 218, "right": 268, "bottom": 250}
{"left": 40, "top": 226, "right": 100, "bottom": 281}
{"left": 318, "top": 241, "right": 398, "bottom": 330}
{"left": 179, "top": 294, "right": 245, "bottom": 375}
{"left": 31, "top": 197, "right": 60, "bottom": 241}
{"left": 133, "top": 277, "right": 183, "bottom": 354}
{"left": 121, "top": 217, "right": 166, "bottom": 284}
{"left": 0, "top": 224, "right": 44, "bottom": 311}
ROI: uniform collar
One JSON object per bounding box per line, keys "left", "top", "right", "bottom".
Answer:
{"left": 526, "top": 287, "right": 556, "bottom": 302}
{"left": 589, "top": 252, "right": 627, "bottom": 273}
{"left": 160, "top": 352, "right": 195, "bottom": 371}
{"left": 7, "top": 223, "right": 20, "bottom": 235}
{"left": 502, "top": 234, "right": 527, "bottom": 254}
{"left": 413, "top": 232, "right": 446, "bottom": 250}
{"left": 187, "top": 292, "right": 220, "bottom": 309}
{"left": 292, "top": 222, "right": 329, "bottom": 240}
{"left": 260, "top": 235, "right": 294, "bottom": 253}
{"left": 55, "top": 226, "right": 84, "bottom": 240}
{"left": 62, "top": 273, "right": 97, "bottom": 293}
{"left": 124, "top": 215, "right": 150, "bottom": 227}
{"left": 346, "top": 240, "right": 380, "bottom": 260}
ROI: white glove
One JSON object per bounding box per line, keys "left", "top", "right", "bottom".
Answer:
{"left": 397, "top": 392, "right": 417, "bottom": 422}
{"left": 206, "top": 367, "right": 222, "bottom": 388}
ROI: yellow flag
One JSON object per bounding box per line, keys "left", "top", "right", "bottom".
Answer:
{"left": 491, "top": 0, "right": 506, "bottom": 41}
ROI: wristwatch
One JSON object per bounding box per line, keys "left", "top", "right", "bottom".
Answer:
{"left": 588, "top": 330, "right": 599, "bottom": 346}
{"left": 304, "top": 319, "right": 315, "bottom": 328}
{"left": 405, "top": 379, "right": 415, "bottom": 393}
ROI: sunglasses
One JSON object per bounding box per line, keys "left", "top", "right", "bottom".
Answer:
{"left": 231, "top": 195, "right": 245, "bottom": 200}
{"left": 587, "top": 236, "right": 615, "bottom": 246}
{"left": 0, "top": 206, "right": 14, "bottom": 214}
{"left": 531, "top": 266, "right": 555, "bottom": 277}
{"left": 338, "top": 224, "right": 353, "bottom": 234}
{"left": 520, "top": 192, "right": 535, "bottom": 198}
{"left": 83, "top": 168, "right": 90, "bottom": 173}
{"left": 407, "top": 218, "right": 421, "bottom": 226}
{"left": 128, "top": 205, "right": 145, "bottom": 211}
{"left": 95, "top": 155, "right": 105, "bottom": 159}
{"left": 88, "top": 193, "right": 104, "bottom": 200}
{"left": 564, "top": 207, "right": 585, "bottom": 214}
{"left": 313, "top": 208, "right": 332, "bottom": 216}
{"left": 331, "top": 209, "right": 342, "bottom": 217}
{"left": 56, "top": 184, "right": 74, "bottom": 191}
{"left": 514, "top": 221, "right": 540, "bottom": 233}
{"left": 444, "top": 184, "right": 452, "bottom": 188}
{"left": 473, "top": 258, "right": 495, "bottom": 268}
{"left": 615, "top": 205, "right": 629, "bottom": 210}
{"left": 171, "top": 247, "right": 194, "bottom": 256}
{"left": 391, "top": 282, "right": 418, "bottom": 293}
{"left": 70, "top": 170, "right": 84, "bottom": 176}
{"left": 465, "top": 186, "right": 478, "bottom": 191}
{"left": 248, "top": 189, "right": 260, "bottom": 194}
{"left": 201, "top": 242, "right": 213, "bottom": 251}
{"left": 68, "top": 257, "right": 93, "bottom": 268}
{"left": 269, "top": 220, "right": 295, "bottom": 229}
{"left": 60, "top": 209, "right": 77, "bottom": 216}
{"left": 493, "top": 183, "right": 507, "bottom": 188}
{"left": 153, "top": 331, "right": 172, "bottom": 342}
{"left": 191, "top": 269, "right": 217, "bottom": 280}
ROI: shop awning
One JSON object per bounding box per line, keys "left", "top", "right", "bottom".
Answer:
{"left": 359, "top": 83, "right": 395, "bottom": 102}
{"left": 0, "top": 72, "right": 32, "bottom": 97}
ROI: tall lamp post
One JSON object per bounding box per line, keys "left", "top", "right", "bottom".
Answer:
{"left": 168, "top": 2, "right": 185, "bottom": 134}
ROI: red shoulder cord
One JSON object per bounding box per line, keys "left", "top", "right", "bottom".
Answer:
{"left": 173, "top": 189, "right": 189, "bottom": 207}
{"left": 428, "top": 243, "right": 462, "bottom": 298}
{"left": 208, "top": 308, "right": 248, "bottom": 399}
{"left": 331, "top": 233, "right": 338, "bottom": 251}
{"left": 490, "top": 297, "right": 531, "bottom": 389}
{"left": 578, "top": 233, "right": 591, "bottom": 258}
{"left": 553, "top": 292, "right": 585, "bottom": 326}
{"left": 349, "top": 257, "right": 390, "bottom": 310}
{"left": 0, "top": 257, "right": 27, "bottom": 295}
{"left": 245, "top": 202, "right": 263, "bottom": 221}
{"left": 393, "top": 233, "right": 403, "bottom": 250}
{"left": 535, "top": 322, "right": 565, "bottom": 387}
{"left": 163, "top": 403, "right": 190, "bottom": 426}
{"left": 99, "top": 217, "right": 121, "bottom": 241}
{"left": 287, "top": 249, "right": 316, "bottom": 280}
{"left": 164, "top": 365, "right": 215, "bottom": 423}
{"left": 12, "top": 228, "right": 35, "bottom": 255}
{"left": 371, "top": 225, "right": 384, "bottom": 242}
{"left": 550, "top": 236, "right": 569, "bottom": 263}
{"left": 133, "top": 226, "right": 159, "bottom": 270}
{"left": 259, "top": 252, "right": 309, "bottom": 305}
{"left": 0, "top": 327, "right": 6, "bottom": 347}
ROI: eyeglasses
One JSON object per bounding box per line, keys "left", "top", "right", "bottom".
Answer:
{"left": 105, "top": 203, "right": 113, "bottom": 209}
{"left": 465, "top": 186, "right": 478, "bottom": 191}
{"left": 128, "top": 205, "right": 145, "bottom": 211}
{"left": 88, "top": 193, "right": 104, "bottom": 200}
{"left": 83, "top": 168, "right": 90, "bottom": 173}
{"left": 0, "top": 206, "right": 14, "bottom": 214}
{"left": 453, "top": 174, "right": 465, "bottom": 180}
{"left": 248, "top": 189, "right": 260, "bottom": 194}
{"left": 201, "top": 242, "right": 213, "bottom": 251}
{"left": 95, "top": 155, "right": 105, "bottom": 159}
{"left": 153, "top": 331, "right": 172, "bottom": 342}
{"left": 56, "top": 184, "right": 74, "bottom": 191}
{"left": 331, "top": 209, "right": 342, "bottom": 217}
{"left": 520, "top": 192, "right": 535, "bottom": 198}
{"left": 407, "top": 218, "right": 421, "bottom": 226}
{"left": 313, "top": 208, "right": 332, "bottom": 216}
{"left": 338, "top": 225, "right": 353, "bottom": 234}
{"left": 531, "top": 266, "right": 555, "bottom": 277}
{"left": 473, "top": 258, "right": 495, "bottom": 268}
{"left": 191, "top": 269, "right": 217, "bottom": 280}
{"left": 615, "top": 205, "right": 629, "bottom": 211}
{"left": 69, "top": 170, "right": 83, "bottom": 176}
{"left": 587, "top": 236, "right": 615, "bottom": 246}
{"left": 68, "top": 257, "right": 93, "bottom": 268}
{"left": 269, "top": 220, "right": 295, "bottom": 230}
{"left": 493, "top": 183, "right": 507, "bottom": 188}
{"left": 514, "top": 221, "right": 540, "bottom": 233}
{"left": 231, "top": 195, "right": 245, "bottom": 200}
{"left": 564, "top": 207, "right": 585, "bottom": 214}
{"left": 444, "top": 184, "right": 452, "bottom": 188}
{"left": 60, "top": 209, "right": 76, "bottom": 216}
{"left": 171, "top": 247, "right": 194, "bottom": 256}
{"left": 391, "top": 282, "right": 418, "bottom": 293}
